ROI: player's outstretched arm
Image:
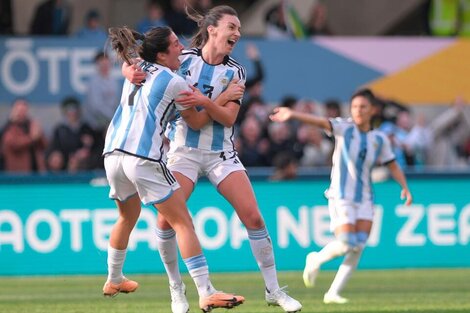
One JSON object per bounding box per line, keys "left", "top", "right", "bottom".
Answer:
{"left": 387, "top": 160, "right": 413, "bottom": 205}
{"left": 269, "top": 107, "right": 332, "bottom": 132}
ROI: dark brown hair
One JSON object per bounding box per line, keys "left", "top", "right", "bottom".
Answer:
{"left": 108, "top": 26, "right": 173, "bottom": 64}
{"left": 350, "top": 88, "right": 375, "bottom": 104}
{"left": 186, "top": 5, "right": 238, "bottom": 48}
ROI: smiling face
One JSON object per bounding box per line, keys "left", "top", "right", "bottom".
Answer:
{"left": 158, "top": 32, "right": 184, "bottom": 71}
{"left": 350, "top": 95, "right": 373, "bottom": 130}
{"left": 209, "top": 14, "right": 241, "bottom": 55}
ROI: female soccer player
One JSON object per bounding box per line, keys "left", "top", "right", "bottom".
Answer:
{"left": 270, "top": 88, "right": 413, "bottom": 304}
{"left": 103, "top": 25, "right": 244, "bottom": 313}
{"left": 123, "top": 5, "right": 302, "bottom": 313}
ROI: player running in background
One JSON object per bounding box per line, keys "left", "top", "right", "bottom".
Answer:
{"left": 103, "top": 25, "right": 244, "bottom": 312}
{"left": 270, "top": 88, "right": 412, "bottom": 304}
{"left": 123, "top": 5, "right": 302, "bottom": 313}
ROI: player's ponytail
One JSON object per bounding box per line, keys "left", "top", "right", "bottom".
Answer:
{"left": 109, "top": 26, "right": 173, "bottom": 65}
{"left": 186, "top": 5, "right": 238, "bottom": 48}
{"left": 108, "top": 26, "right": 143, "bottom": 65}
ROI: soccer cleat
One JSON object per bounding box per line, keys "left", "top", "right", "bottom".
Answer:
{"left": 169, "top": 282, "right": 190, "bottom": 313}
{"left": 323, "top": 293, "right": 349, "bottom": 304}
{"left": 303, "top": 252, "right": 320, "bottom": 288}
{"left": 103, "top": 277, "right": 139, "bottom": 297}
{"left": 199, "top": 291, "right": 245, "bottom": 312}
{"left": 265, "top": 286, "right": 302, "bottom": 313}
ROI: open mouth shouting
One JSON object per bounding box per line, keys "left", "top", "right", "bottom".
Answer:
{"left": 227, "top": 38, "right": 238, "bottom": 48}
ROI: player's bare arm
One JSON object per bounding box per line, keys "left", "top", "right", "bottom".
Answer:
{"left": 177, "top": 85, "right": 239, "bottom": 128}
{"left": 270, "top": 107, "right": 332, "bottom": 132}
{"left": 387, "top": 160, "right": 413, "bottom": 205}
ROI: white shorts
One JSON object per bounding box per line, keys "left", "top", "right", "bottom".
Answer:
{"left": 167, "top": 145, "right": 246, "bottom": 186}
{"left": 104, "top": 151, "right": 180, "bottom": 206}
{"left": 328, "top": 198, "right": 374, "bottom": 231}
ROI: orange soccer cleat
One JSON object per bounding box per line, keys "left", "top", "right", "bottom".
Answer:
{"left": 199, "top": 291, "right": 245, "bottom": 312}
{"left": 103, "top": 277, "right": 139, "bottom": 297}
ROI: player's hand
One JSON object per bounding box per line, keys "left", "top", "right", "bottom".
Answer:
{"left": 224, "top": 78, "right": 245, "bottom": 101}
{"left": 269, "top": 107, "right": 293, "bottom": 122}
{"left": 176, "top": 85, "right": 207, "bottom": 107}
{"left": 122, "top": 62, "right": 146, "bottom": 85}
{"left": 401, "top": 189, "right": 413, "bottom": 206}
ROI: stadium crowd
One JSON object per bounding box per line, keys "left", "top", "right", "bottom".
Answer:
{"left": 1, "top": 0, "right": 470, "bottom": 175}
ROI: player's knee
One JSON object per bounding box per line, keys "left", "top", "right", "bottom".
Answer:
{"left": 336, "top": 232, "right": 357, "bottom": 255}
{"left": 241, "top": 210, "right": 264, "bottom": 229}
{"left": 355, "top": 231, "right": 369, "bottom": 251}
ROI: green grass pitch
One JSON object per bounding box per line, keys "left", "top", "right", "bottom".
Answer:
{"left": 1, "top": 269, "right": 469, "bottom": 313}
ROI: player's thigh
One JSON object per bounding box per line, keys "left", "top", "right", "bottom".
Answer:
{"left": 104, "top": 152, "right": 137, "bottom": 202}
{"left": 167, "top": 145, "right": 201, "bottom": 187}
{"left": 115, "top": 193, "right": 142, "bottom": 223}
{"left": 218, "top": 170, "right": 264, "bottom": 228}
{"left": 329, "top": 199, "right": 357, "bottom": 233}
{"left": 356, "top": 201, "right": 374, "bottom": 233}
{"left": 154, "top": 188, "right": 193, "bottom": 228}
{"left": 157, "top": 171, "right": 194, "bottom": 229}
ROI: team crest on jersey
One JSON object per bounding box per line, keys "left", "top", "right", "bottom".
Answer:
{"left": 220, "top": 77, "right": 229, "bottom": 87}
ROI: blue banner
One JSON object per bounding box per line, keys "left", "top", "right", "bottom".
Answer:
{"left": 0, "top": 178, "right": 469, "bottom": 275}
{"left": 0, "top": 37, "right": 123, "bottom": 104}
{"left": 0, "top": 37, "right": 381, "bottom": 104}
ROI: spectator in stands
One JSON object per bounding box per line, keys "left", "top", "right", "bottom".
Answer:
{"left": 322, "top": 99, "right": 342, "bottom": 165}
{"left": 0, "top": 0, "right": 13, "bottom": 34}
{"left": 165, "top": 0, "right": 198, "bottom": 36}
{"left": 267, "top": 121, "right": 294, "bottom": 166}
{"left": 428, "top": 97, "right": 470, "bottom": 167}
{"left": 75, "top": 9, "right": 107, "bottom": 41}
{"left": 237, "top": 43, "right": 266, "bottom": 126}
{"left": 264, "top": 3, "right": 290, "bottom": 39}
{"left": 297, "top": 124, "right": 332, "bottom": 167}
{"left": 136, "top": 0, "right": 167, "bottom": 34}
{"left": 305, "top": 1, "right": 332, "bottom": 36}
{"left": 47, "top": 97, "right": 96, "bottom": 172}
{"left": 83, "top": 51, "right": 119, "bottom": 165}
{"left": 1, "top": 98, "right": 47, "bottom": 173}
{"left": 405, "top": 113, "right": 433, "bottom": 167}
{"left": 270, "top": 151, "right": 298, "bottom": 181}
{"left": 370, "top": 96, "right": 408, "bottom": 129}
{"left": 30, "top": 0, "right": 71, "bottom": 35}
{"left": 325, "top": 99, "right": 342, "bottom": 119}
{"left": 236, "top": 115, "right": 269, "bottom": 167}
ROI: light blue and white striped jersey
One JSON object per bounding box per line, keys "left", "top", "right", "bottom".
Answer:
{"left": 166, "top": 48, "right": 246, "bottom": 151}
{"left": 103, "top": 61, "right": 190, "bottom": 161}
{"left": 327, "top": 118, "right": 395, "bottom": 203}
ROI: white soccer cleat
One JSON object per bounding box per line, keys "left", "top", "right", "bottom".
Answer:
{"left": 265, "top": 286, "right": 302, "bottom": 312}
{"left": 169, "top": 282, "right": 190, "bottom": 313}
{"left": 302, "top": 252, "right": 320, "bottom": 288}
{"left": 323, "top": 293, "right": 349, "bottom": 304}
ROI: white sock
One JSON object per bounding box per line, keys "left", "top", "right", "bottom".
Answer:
{"left": 316, "top": 240, "right": 350, "bottom": 266}
{"left": 183, "top": 254, "right": 216, "bottom": 298}
{"left": 107, "top": 245, "right": 126, "bottom": 284}
{"left": 327, "top": 246, "right": 364, "bottom": 296}
{"left": 248, "top": 227, "right": 280, "bottom": 293}
{"left": 156, "top": 227, "right": 182, "bottom": 286}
